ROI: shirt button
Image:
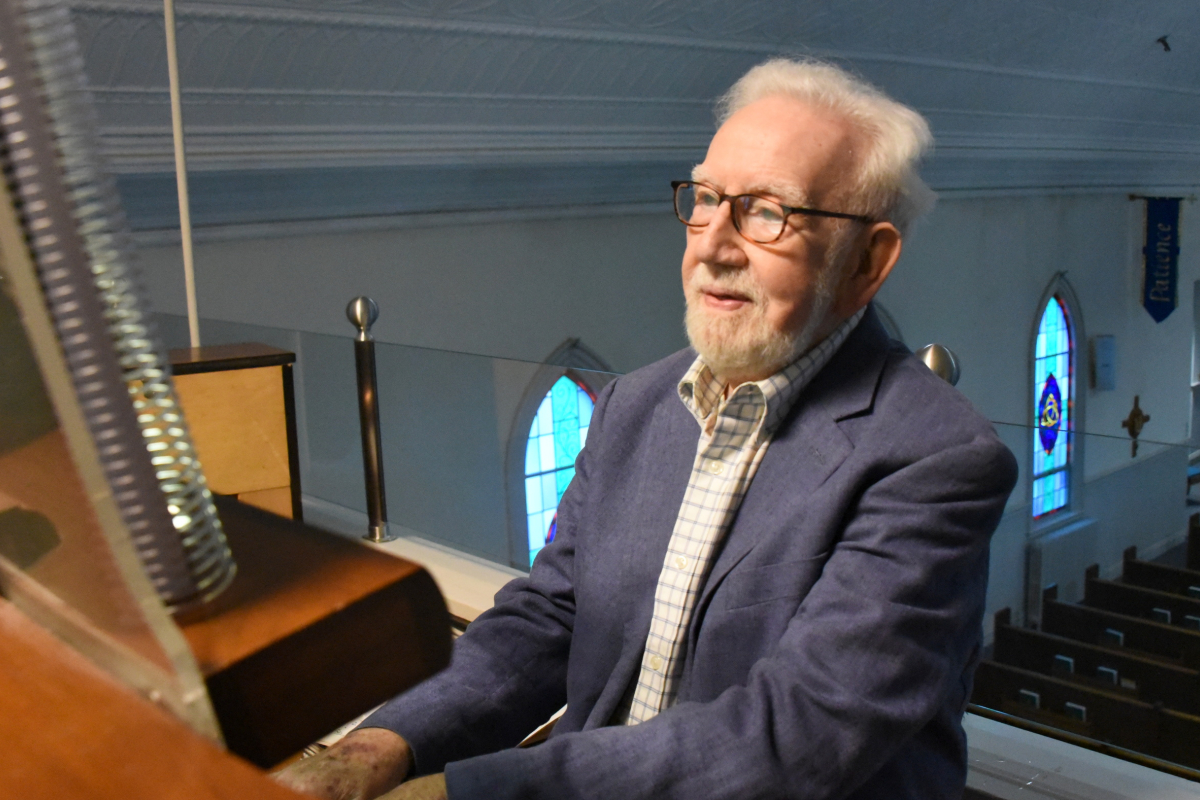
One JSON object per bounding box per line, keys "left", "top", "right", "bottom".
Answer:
{"left": 649, "top": 654, "right": 664, "bottom": 671}
{"left": 706, "top": 461, "right": 724, "bottom": 475}
{"left": 674, "top": 555, "right": 688, "bottom": 570}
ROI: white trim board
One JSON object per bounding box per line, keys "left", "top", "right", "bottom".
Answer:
{"left": 964, "top": 713, "right": 1198, "bottom": 799}
{"left": 301, "top": 495, "right": 521, "bottom": 623}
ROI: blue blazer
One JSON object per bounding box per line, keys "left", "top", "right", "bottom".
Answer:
{"left": 365, "top": 307, "right": 1018, "bottom": 799}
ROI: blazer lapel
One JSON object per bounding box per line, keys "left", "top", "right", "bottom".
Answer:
{"left": 584, "top": 395, "right": 697, "bottom": 729}
{"left": 692, "top": 308, "right": 892, "bottom": 617}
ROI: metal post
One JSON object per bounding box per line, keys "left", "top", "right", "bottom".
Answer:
{"left": 347, "top": 296, "right": 395, "bottom": 542}
{"left": 915, "top": 344, "right": 961, "bottom": 386}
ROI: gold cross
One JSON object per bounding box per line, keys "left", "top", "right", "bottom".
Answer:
{"left": 1121, "top": 395, "right": 1150, "bottom": 457}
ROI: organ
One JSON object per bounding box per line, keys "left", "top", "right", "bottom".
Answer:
{"left": 0, "top": 1, "right": 450, "bottom": 794}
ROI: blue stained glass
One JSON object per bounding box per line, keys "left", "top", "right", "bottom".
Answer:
{"left": 1037, "top": 374, "right": 1062, "bottom": 454}
{"left": 525, "top": 376, "right": 595, "bottom": 565}
{"left": 555, "top": 426, "right": 580, "bottom": 471}
{"left": 1032, "top": 297, "right": 1072, "bottom": 518}
{"left": 525, "top": 476, "right": 541, "bottom": 515}
{"left": 538, "top": 430, "right": 555, "bottom": 474}
{"left": 525, "top": 437, "right": 539, "bottom": 475}
{"left": 556, "top": 466, "right": 576, "bottom": 499}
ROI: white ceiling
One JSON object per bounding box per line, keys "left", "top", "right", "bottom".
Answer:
{"left": 66, "top": 0, "right": 1200, "bottom": 227}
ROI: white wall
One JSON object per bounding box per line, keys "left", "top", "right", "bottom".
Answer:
{"left": 138, "top": 211, "right": 689, "bottom": 374}
{"left": 879, "top": 194, "right": 1199, "bottom": 472}
{"left": 141, "top": 193, "right": 1199, "bottom": 601}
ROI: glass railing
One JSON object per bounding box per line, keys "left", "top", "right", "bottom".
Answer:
{"left": 157, "top": 314, "right": 1200, "bottom": 778}
{"left": 154, "top": 315, "right": 622, "bottom": 569}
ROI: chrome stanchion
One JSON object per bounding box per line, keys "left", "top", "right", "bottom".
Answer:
{"left": 915, "top": 343, "right": 961, "bottom": 386}
{"left": 347, "top": 296, "right": 395, "bottom": 542}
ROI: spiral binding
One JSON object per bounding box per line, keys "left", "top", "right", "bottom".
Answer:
{"left": 1, "top": 0, "right": 236, "bottom": 609}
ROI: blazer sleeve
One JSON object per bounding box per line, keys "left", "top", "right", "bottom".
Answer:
{"left": 355, "top": 379, "right": 618, "bottom": 773}
{"left": 443, "top": 430, "right": 1018, "bottom": 800}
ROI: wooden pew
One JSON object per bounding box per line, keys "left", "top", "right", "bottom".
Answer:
{"left": 972, "top": 659, "right": 1200, "bottom": 769}
{"left": 181, "top": 497, "right": 452, "bottom": 768}
{"left": 992, "top": 608, "right": 1200, "bottom": 715}
{"left": 1041, "top": 586, "right": 1200, "bottom": 669}
{"left": 1123, "top": 546, "right": 1200, "bottom": 600}
{"left": 1085, "top": 564, "right": 1200, "bottom": 629}
{"left": 1189, "top": 514, "right": 1200, "bottom": 572}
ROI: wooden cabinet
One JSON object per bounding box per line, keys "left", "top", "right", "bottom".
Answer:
{"left": 170, "top": 343, "right": 303, "bottom": 520}
{"left": 183, "top": 497, "right": 452, "bottom": 768}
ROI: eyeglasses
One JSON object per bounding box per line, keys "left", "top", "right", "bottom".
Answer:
{"left": 672, "top": 180, "right": 873, "bottom": 244}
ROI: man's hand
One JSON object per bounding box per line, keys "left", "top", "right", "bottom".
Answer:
{"left": 379, "top": 773, "right": 447, "bottom": 800}
{"left": 272, "top": 727, "right": 413, "bottom": 800}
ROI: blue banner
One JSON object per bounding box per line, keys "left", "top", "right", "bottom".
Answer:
{"left": 1143, "top": 197, "right": 1181, "bottom": 323}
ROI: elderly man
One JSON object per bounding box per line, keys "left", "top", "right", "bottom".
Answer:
{"left": 277, "top": 58, "right": 1017, "bottom": 800}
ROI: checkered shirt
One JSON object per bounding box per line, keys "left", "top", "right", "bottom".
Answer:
{"left": 615, "top": 308, "right": 866, "bottom": 725}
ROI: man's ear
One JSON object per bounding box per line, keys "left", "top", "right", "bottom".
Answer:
{"left": 831, "top": 222, "right": 902, "bottom": 317}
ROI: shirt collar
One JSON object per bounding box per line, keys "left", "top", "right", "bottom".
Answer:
{"left": 678, "top": 307, "right": 866, "bottom": 436}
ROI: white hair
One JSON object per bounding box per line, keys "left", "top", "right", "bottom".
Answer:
{"left": 717, "top": 58, "right": 936, "bottom": 236}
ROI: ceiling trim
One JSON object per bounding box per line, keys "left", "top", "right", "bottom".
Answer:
{"left": 69, "top": 0, "right": 1200, "bottom": 98}
{"left": 97, "top": 126, "right": 713, "bottom": 171}
{"left": 130, "top": 201, "right": 671, "bottom": 245}
{"left": 128, "top": 190, "right": 1200, "bottom": 248}
{"left": 88, "top": 85, "right": 714, "bottom": 108}
{"left": 95, "top": 125, "right": 1200, "bottom": 174}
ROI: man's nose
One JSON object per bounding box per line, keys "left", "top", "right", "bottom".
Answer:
{"left": 690, "top": 201, "right": 748, "bottom": 268}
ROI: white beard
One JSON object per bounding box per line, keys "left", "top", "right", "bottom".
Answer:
{"left": 684, "top": 262, "right": 839, "bottom": 382}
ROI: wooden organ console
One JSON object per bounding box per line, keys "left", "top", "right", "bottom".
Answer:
{"left": 0, "top": 2, "right": 453, "bottom": 795}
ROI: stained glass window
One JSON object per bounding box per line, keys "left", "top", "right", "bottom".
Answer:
{"left": 1033, "top": 296, "right": 1072, "bottom": 517}
{"left": 525, "top": 375, "right": 594, "bottom": 565}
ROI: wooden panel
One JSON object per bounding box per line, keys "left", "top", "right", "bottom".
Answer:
{"left": 0, "top": 428, "right": 170, "bottom": 669}
{"left": 174, "top": 366, "right": 290, "bottom": 495}
{"left": 993, "top": 612, "right": 1200, "bottom": 714}
{"left": 239, "top": 487, "right": 295, "bottom": 519}
{"left": 1085, "top": 566, "right": 1200, "bottom": 628}
{"left": 973, "top": 660, "right": 1200, "bottom": 770}
{"left": 170, "top": 343, "right": 294, "bottom": 375}
{"left": 1189, "top": 514, "right": 1200, "bottom": 572}
{"left": 181, "top": 497, "right": 452, "bottom": 767}
{"left": 1122, "top": 548, "right": 1200, "bottom": 598}
{"left": 1043, "top": 596, "right": 1200, "bottom": 668}
{"left": 0, "top": 597, "right": 305, "bottom": 800}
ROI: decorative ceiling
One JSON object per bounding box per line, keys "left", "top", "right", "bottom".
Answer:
{"left": 66, "top": 0, "right": 1200, "bottom": 229}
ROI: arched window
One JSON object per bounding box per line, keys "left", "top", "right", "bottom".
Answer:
{"left": 524, "top": 375, "right": 595, "bottom": 564}
{"left": 1032, "top": 295, "right": 1073, "bottom": 517}
{"left": 503, "top": 339, "right": 613, "bottom": 569}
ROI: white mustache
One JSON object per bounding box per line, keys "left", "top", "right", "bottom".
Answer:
{"left": 687, "top": 265, "right": 763, "bottom": 305}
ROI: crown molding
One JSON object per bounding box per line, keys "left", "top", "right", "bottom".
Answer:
{"left": 127, "top": 186, "right": 1200, "bottom": 248}
{"left": 87, "top": 85, "right": 713, "bottom": 108}
{"left": 130, "top": 201, "right": 670, "bottom": 245}
{"left": 66, "top": 0, "right": 1200, "bottom": 98}
{"left": 98, "top": 125, "right": 713, "bottom": 171}
{"left": 93, "top": 122, "right": 1200, "bottom": 174}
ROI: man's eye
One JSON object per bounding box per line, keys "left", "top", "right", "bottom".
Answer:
{"left": 746, "top": 199, "right": 784, "bottom": 223}
{"left": 695, "top": 189, "right": 720, "bottom": 206}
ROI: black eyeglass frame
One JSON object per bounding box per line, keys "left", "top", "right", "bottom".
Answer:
{"left": 671, "top": 180, "right": 874, "bottom": 243}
